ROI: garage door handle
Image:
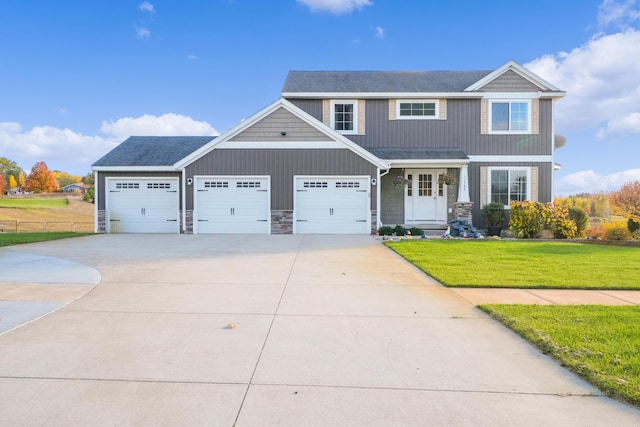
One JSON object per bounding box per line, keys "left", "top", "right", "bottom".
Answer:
{"left": 198, "top": 219, "right": 209, "bottom": 222}
{"left": 297, "top": 190, "right": 307, "bottom": 192}
{"left": 257, "top": 219, "right": 268, "bottom": 222}
{"left": 166, "top": 219, "right": 177, "bottom": 222}
{"left": 356, "top": 220, "right": 367, "bottom": 222}
{"left": 297, "top": 220, "right": 308, "bottom": 222}
{"left": 110, "top": 219, "right": 120, "bottom": 222}
{"left": 168, "top": 190, "right": 177, "bottom": 193}
{"left": 198, "top": 189, "right": 208, "bottom": 192}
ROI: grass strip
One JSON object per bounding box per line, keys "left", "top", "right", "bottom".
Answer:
{"left": 479, "top": 304, "right": 640, "bottom": 408}
{"left": 0, "top": 198, "right": 69, "bottom": 208}
{"left": 386, "top": 239, "right": 640, "bottom": 289}
{"left": 0, "top": 232, "right": 92, "bottom": 247}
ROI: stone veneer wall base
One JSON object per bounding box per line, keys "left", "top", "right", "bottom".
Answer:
{"left": 271, "top": 210, "right": 293, "bottom": 234}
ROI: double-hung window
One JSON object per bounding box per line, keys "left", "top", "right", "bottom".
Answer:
{"left": 330, "top": 100, "right": 358, "bottom": 134}
{"left": 397, "top": 100, "right": 438, "bottom": 119}
{"left": 489, "top": 100, "right": 530, "bottom": 134}
{"left": 489, "top": 168, "right": 529, "bottom": 207}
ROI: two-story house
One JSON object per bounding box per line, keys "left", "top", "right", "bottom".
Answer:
{"left": 92, "top": 61, "right": 565, "bottom": 234}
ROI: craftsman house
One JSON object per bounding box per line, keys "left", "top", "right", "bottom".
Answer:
{"left": 92, "top": 61, "right": 565, "bottom": 234}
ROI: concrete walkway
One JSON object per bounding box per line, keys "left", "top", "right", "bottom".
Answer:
{"left": 0, "top": 235, "right": 638, "bottom": 426}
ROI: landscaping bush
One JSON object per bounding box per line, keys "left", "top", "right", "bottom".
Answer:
{"left": 604, "top": 221, "right": 632, "bottom": 241}
{"left": 568, "top": 207, "right": 589, "bottom": 237}
{"left": 409, "top": 227, "right": 424, "bottom": 237}
{"left": 633, "top": 229, "right": 640, "bottom": 240}
{"left": 628, "top": 218, "right": 640, "bottom": 233}
{"left": 587, "top": 223, "right": 606, "bottom": 239}
{"left": 544, "top": 204, "right": 577, "bottom": 239}
{"left": 393, "top": 225, "right": 407, "bottom": 236}
{"left": 378, "top": 226, "right": 394, "bottom": 236}
{"left": 509, "top": 201, "right": 546, "bottom": 238}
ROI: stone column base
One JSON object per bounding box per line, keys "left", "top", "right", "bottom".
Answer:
{"left": 97, "top": 210, "right": 106, "bottom": 233}
{"left": 454, "top": 202, "right": 474, "bottom": 224}
{"left": 271, "top": 210, "right": 293, "bottom": 234}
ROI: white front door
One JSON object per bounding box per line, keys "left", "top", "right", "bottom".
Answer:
{"left": 404, "top": 169, "right": 447, "bottom": 223}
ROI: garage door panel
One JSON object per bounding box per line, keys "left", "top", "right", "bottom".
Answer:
{"left": 107, "top": 179, "right": 179, "bottom": 234}
{"left": 295, "top": 177, "right": 369, "bottom": 234}
{"left": 195, "top": 177, "right": 270, "bottom": 234}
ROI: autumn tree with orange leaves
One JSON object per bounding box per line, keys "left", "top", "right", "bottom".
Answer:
{"left": 0, "top": 174, "right": 6, "bottom": 195}
{"left": 25, "top": 161, "right": 58, "bottom": 193}
{"left": 610, "top": 181, "right": 640, "bottom": 223}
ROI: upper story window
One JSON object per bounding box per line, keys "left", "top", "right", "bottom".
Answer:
{"left": 489, "top": 167, "right": 529, "bottom": 207}
{"left": 489, "top": 100, "right": 530, "bottom": 134}
{"left": 330, "top": 100, "right": 358, "bottom": 134}
{"left": 397, "top": 100, "right": 439, "bottom": 119}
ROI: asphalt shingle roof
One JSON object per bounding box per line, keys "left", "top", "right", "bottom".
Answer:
{"left": 366, "top": 147, "right": 469, "bottom": 160}
{"left": 282, "top": 70, "right": 493, "bottom": 93}
{"left": 92, "top": 136, "right": 215, "bottom": 167}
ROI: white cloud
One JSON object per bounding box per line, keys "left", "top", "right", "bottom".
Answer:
{"left": 525, "top": 28, "right": 640, "bottom": 138}
{"left": 135, "top": 26, "right": 150, "bottom": 39}
{"left": 555, "top": 168, "right": 640, "bottom": 195}
{"left": 297, "top": 0, "right": 372, "bottom": 14}
{"left": 0, "top": 122, "right": 119, "bottom": 173}
{"left": 101, "top": 113, "right": 218, "bottom": 138}
{"left": 187, "top": 54, "right": 198, "bottom": 60}
{"left": 0, "top": 114, "right": 218, "bottom": 174}
{"left": 598, "top": 0, "right": 640, "bottom": 29}
{"left": 375, "top": 26, "right": 384, "bottom": 39}
{"left": 138, "top": 1, "right": 155, "bottom": 13}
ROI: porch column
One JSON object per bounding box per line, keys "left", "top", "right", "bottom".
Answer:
{"left": 457, "top": 164, "right": 470, "bottom": 202}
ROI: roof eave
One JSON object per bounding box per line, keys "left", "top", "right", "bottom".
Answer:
{"left": 92, "top": 166, "right": 178, "bottom": 172}
{"left": 282, "top": 91, "right": 485, "bottom": 99}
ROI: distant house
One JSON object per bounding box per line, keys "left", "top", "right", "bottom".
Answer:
{"left": 92, "top": 60, "right": 565, "bottom": 234}
{"left": 62, "top": 183, "right": 86, "bottom": 193}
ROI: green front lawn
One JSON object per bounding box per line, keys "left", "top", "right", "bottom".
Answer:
{"left": 0, "top": 197, "right": 69, "bottom": 208}
{"left": 480, "top": 304, "right": 640, "bottom": 407}
{"left": 0, "top": 232, "right": 92, "bottom": 247}
{"left": 386, "top": 240, "right": 640, "bottom": 289}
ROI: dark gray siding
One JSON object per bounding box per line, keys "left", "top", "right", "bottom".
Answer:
{"left": 478, "top": 70, "right": 543, "bottom": 92}
{"left": 184, "top": 149, "right": 378, "bottom": 210}
{"left": 96, "top": 172, "right": 183, "bottom": 210}
{"left": 231, "top": 107, "right": 331, "bottom": 141}
{"left": 289, "top": 99, "right": 323, "bottom": 121}
{"left": 288, "top": 98, "right": 553, "bottom": 156}
{"left": 380, "top": 170, "right": 404, "bottom": 224}
{"left": 469, "top": 162, "right": 553, "bottom": 227}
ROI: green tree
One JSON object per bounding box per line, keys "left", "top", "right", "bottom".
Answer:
{"left": 0, "top": 157, "right": 23, "bottom": 188}
{"left": 52, "top": 170, "right": 81, "bottom": 188}
{"left": 81, "top": 172, "right": 95, "bottom": 186}
{"left": 25, "top": 161, "right": 58, "bottom": 193}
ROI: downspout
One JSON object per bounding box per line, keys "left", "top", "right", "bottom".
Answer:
{"left": 378, "top": 167, "right": 391, "bottom": 229}
{"left": 93, "top": 170, "right": 99, "bottom": 233}
{"left": 181, "top": 168, "right": 186, "bottom": 233}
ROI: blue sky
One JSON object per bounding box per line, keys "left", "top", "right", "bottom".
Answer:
{"left": 1, "top": 0, "right": 639, "bottom": 195}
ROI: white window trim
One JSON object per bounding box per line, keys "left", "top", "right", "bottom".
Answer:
{"left": 488, "top": 99, "right": 531, "bottom": 134}
{"left": 330, "top": 100, "right": 358, "bottom": 135}
{"left": 396, "top": 99, "right": 439, "bottom": 120}
{"left": 487, "top": 167, "right": 531, "bottom": 208}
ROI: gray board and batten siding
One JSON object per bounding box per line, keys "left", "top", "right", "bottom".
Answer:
{"left": 288, "top": 98, "right": 554, "bottom": 156}
{"left": 184, "top": 149, "right": 378, "bottom": 211}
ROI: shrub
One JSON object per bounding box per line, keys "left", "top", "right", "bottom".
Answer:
{"left": 568, "top": 207, "right": 589, "bottom": 237}
{"left": 587, "top": 223, "right": 606, "bottom": 239}
{"left": 628, "top": 218, "right": 640, "bottom": 233}
{"left": 393, "top": 225, "right": 407, "bottom": 236}
{"left": 83, "top": 187, "right": 95, "bottom": 204}
{"left": 509, "top": 201, "right": 546, "bottom": 238}
{"left": 378, "top": 226, "right": 394, "bottom": 236}
{"left": 481, "top": 202, "right": 505, "bottom": 227}
{"left": 604, "top": 221, "right": 632, "bottom": 241}
{"left": 545, "top": 204, "right": 577, "bottom": 239}
{"left": 409, "top": 227, "right": 424, "bottom": 237}
{"left": 633, "top": 229, "right": 640, "bottom": 240}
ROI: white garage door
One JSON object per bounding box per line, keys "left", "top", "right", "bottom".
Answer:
{"left": 107, "top": 178, "right": 180, "bottom": 233}
{"left": 194, "top": 176, "right": 270, "bottom": 234}
{"left": 294, "top": 177, "right": 370, "bottom": 234}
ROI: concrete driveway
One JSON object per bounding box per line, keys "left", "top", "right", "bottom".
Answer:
{"left": 0, "top": 234, "right": 638, "bottom": 426}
